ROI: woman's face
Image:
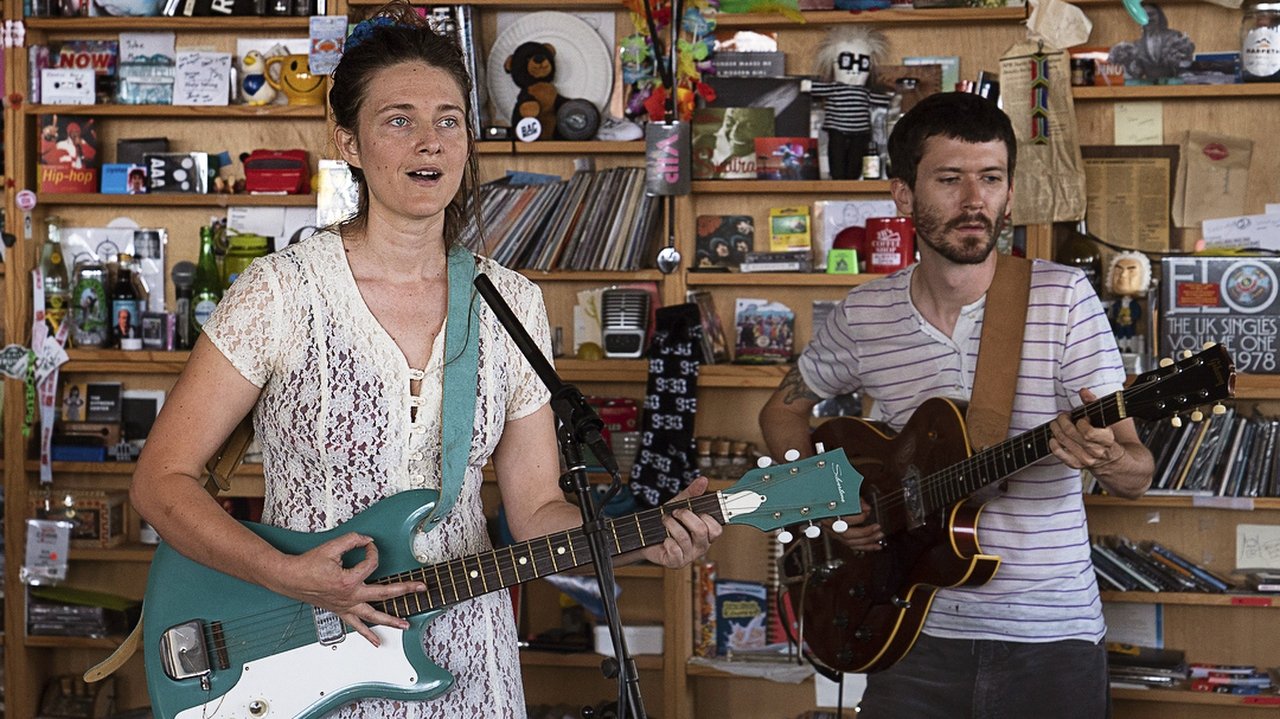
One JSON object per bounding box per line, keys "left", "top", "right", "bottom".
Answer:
{"left": 335, "top": 61, "right": 470, "bottom": 229}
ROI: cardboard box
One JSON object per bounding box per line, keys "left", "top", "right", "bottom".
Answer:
{"left": 1160, "top": 256, "right": 1280, "bottom": 373}
{"left": 715, "top": 580, "right": 767, "bottom": 655}
{"left": 30, "top": 489, "right": 128, "bottom": 548}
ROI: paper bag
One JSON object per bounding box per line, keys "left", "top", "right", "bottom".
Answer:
{"left": 999, "top": 42, "right": 1087, "bottom": 225}
{"left": 1172, "top": 130, "right": 1253, "bottom": 228}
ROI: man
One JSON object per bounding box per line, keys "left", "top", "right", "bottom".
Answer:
{"left": 759, "top": 93, "right": 1154, "bottom": 718}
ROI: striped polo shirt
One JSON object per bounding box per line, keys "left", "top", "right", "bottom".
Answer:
{"left": 797, "top": 260, "right": 1126, "bottom": 644}
{"left": 808, "top": 82, "right": 891, "bottom": 134}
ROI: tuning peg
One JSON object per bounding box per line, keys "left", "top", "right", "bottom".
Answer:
{"left": 1181, "top": 350, "right": 1193, "bottom": 359}
{"left": 1190, "top": 409, "right": 1204, "bottom": 422}
{"left": 1171, "top": 416, "right": 1183, "bottom": 428}
{"left": 784, "top": 449, "right": 801, "bottom": 462}
{"left": 1212, "top": 403, "right": 1227, "bottom": 416}
{"left": 1203, "top": 341, "right": 1217, "bottom": 349}
{"left": 832, "top": 518, "right": 849, "bottom": 533}
{"left": 777, "top": 529, "right": 794, "bottom": 544}
{"left": 814, "top": 442, "right": 826, "bottom": 453}
{"left": 804, "top": 523, "right": 821, "bottom": 539}
{"left": 756, "top": 456, "right": 773, "bottom": 469}
{"left": 1159, "top": 358, "right": 1175, "bottom": 368}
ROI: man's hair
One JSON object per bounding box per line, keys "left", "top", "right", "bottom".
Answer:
{"left": 887, "top": 92, "right": 1016, "bottom": 189}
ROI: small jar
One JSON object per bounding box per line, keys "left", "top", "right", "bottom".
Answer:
{"left": 223, "top": 233, "right": 269, "bottom": 289}
{"left": 1242, "top": 3, "right": 1280, "bottom": 82}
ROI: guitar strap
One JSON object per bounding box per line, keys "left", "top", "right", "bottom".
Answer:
{"left": 965, "top": 253, "right": 1033, "bottom": 450}
{"left": 85, "top": 247, "right": 482, "bottom": 683}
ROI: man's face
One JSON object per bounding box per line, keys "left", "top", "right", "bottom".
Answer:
{"left": 834, "top": 51, "right": 871, "bottom": 86}
{"left": 891, "top": 136, "right": 1012, "bottom": 265}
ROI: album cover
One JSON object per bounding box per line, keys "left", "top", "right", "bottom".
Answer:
{"left": 733, "top": 298, "right": 794, "bottom": 364}
{"left": 38, "top": 114, "right": 100, "bottom": 193}
{"left": 706, "top": 76, "right": 809, "bottom": 137}
{"left": 691, "top": 107, "right": 775, "bottom": 180}
{"left": 687, "top": 290, "right": 731, "bottom": 364}
{"left": 694, "top": 214, "right": 754, "bottom": 269}
{"left": 754, "top": 137, "right": 819, "bottom": 181}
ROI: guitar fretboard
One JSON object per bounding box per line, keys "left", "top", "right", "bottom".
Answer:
{"left": 373, "top": 493, "right": 725, "bottom": 618}
{"left": 924, "top": 391, "right": 1127, "bottom": 512}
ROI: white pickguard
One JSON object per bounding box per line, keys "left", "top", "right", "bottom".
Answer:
{"left": 175, "top": 626, "right": 420, "bottom": 719}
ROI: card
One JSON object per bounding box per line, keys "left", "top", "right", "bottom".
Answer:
{"left": 172, "top": 51, "right": 230, "bottom": 106}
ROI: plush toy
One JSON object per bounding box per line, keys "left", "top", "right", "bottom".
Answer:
{"left": 505, "top": 41, "right": 564, "bottom": 140}
{"left": 239, "top": 50, "right": 277, "bottom": 106}
{"left": 1105, "top": 250, "right": 1152, "bottom": 353}
{"left": 804, "top": 27, "right": 891, "bottom": 180}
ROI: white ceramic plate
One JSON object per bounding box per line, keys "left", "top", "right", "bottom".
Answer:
{"left": 486, "top": 11, "right": 614, "bottom": 128}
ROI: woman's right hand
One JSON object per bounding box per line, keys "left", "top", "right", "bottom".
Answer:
{"left": 270, "top": 533, "right": 426, "bottom": 646}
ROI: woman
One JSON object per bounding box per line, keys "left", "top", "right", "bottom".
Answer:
{"left": 130, "top": 5, "right": 721, "bottom": 716}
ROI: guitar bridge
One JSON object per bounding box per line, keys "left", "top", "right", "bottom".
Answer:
{"left": 159, "top": 620, "right": 212, "bottom": 682}
{"left": 313, "top": 606, "right": 346, "bottom": 645}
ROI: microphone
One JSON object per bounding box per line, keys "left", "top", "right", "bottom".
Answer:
{"left": 171, "top": 261, "right": 196, "bottom": 350}
{"left": 473, "top": 273, "right": 620, "bottom": 479}
{"left": 643, "top": 121, "right": 690, "bottom": 197}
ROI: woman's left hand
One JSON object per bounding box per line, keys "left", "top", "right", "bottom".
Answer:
{"left": 639, "top": 476, "right": 723, "bottom": 569}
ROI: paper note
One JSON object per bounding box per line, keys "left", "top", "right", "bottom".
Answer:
{"left": 173, "top": 51, "right": 230, "bottom": 106}
{"left": 1115, "top": 101, "right": 1163, "bottom": 145}
{"left": 1103, "top": 602, "right": 1163, "bottom": 648}
{"left": 120, "top": 32, "right": 175, "bottom": 63}
{"left": 1237, "top": 524, "right": 1280, "bottom": 571}
{"left": 815, "top": 671, "right": 868, "bottom": 708}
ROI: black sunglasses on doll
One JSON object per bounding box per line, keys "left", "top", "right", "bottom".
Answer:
{"left": 837, "top": 52, "right": 872, "bottom": 72}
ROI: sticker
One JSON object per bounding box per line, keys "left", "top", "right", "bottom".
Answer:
{"left": 15, "top": 189, "right": 36, "bottom": 212}
{"left": 21, "top": 518, "right": 73, "bottom": 585}
{"left": 0, "top": 343, "right": 30, "bottom": 379}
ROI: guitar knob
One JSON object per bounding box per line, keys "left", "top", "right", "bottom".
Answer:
{"left": 837, "top": 649, "right": 855, "bottom": 665}
{"left": 833, "top": 613, "right": 849, "bottom": 628}
{"left": 777, "top": 529, "right": 794, "bottom": 545}
{"left": 854, "top": 627, "right": 873, "bottom": 641}
{"left": 849, "top": 584, "right": 867, "bottom": 598}
{"left": 756, "top": 456, "right": 773, "bottom": 469}
{"left": 804, "top": 523, "right": 821, "bottom": 539}
{"left": 891, "top": 596, "right": 912, "bottom": 609}
{"left": 832, "top": 518, "right": 849, "bottom": 533}
{"left": 784, "top": 448, "right": 801, "bottom": 462}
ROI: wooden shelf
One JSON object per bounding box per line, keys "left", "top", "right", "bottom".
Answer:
{"left": 36, "top": 193, "right": 315, "bottom": 207}
{"left": 518, "top": 269, "right": 664, "bottom": 282}
{"left": 519, "top": 649, "right": 663, "bottom": 670}
{"left": 70, "top": 543, "right": 157, "bottom": 563}
{"left": 24, "top": 104, "right": 326, "bottom": 118}
{"left": 26, "top": 634, "right": 123, "bottom": 649}
{"left": 715, "top": 6, "right": 1026, "bottom": 27}
{"left": 692, "top": 180, "right": 891, "bottom": 194}
{"left": 477, "top": 141, "right": 643, "bottom": 155}
{"left": 1085, "top": 495, "right": 1280, "bottom": 510}
{"left": 1231, "top": 374, "right": 1280, "bottom": 400}
{"left": 553, "top": 359, "right": 790, "bottom": 388}
{"left": 686, "top": 271, "right": 882, "bottom": 287}
{"left": 24, "top": 16, "right": 310, "bottom": 31}
{"left": 61, "top": 349, "right": 189, "bottom": 374}
{"left": 1111, "top": 687, "right": 1280, "bottom": 707}
{"left": 1074, "top": 84, "right": 1280, "bottom": 100}
{"left": 1100, "top": 592, "right": 1279, "bottom": 608}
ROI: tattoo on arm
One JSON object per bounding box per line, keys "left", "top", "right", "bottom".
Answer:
{"left": 780, "top": 367, "right": 821, "bottom": 405}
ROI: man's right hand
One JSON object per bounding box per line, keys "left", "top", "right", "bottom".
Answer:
{"left": 270, "top": 532, "right": 426, "bottom": 647}
{"left": 827, "top": 498, "right": 885, "bottom": 552}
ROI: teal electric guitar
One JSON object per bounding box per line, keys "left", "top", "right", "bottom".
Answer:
{"left": 143, "top": 449, "right": 861, "bottom": 719}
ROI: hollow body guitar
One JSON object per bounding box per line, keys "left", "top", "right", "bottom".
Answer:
{"left": 782, "top": 345, "right": 1235, "bottom": 674}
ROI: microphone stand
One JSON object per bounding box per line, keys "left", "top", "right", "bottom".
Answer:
{"left": 474, "top": 273, "right": 648, "bottom": 719}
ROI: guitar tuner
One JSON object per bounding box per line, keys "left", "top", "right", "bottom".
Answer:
{"left": 1159, "top": 358, "right": 1175, "bottom": 368}
{"left": 832, "top": 518, "right": 849, "bottom": 533}
{"left": 756, "top": 456, "right": 773, "bottom": 468}
{"left": 1190, "top": 410, "right": 1204, "bottom": 422}
{"left": 804, "top": 523, "right": 821, "bottom": 539}
{"left": 1213, "top": 404, "right": 1227, "bottom": 415}
{"left": 777, "top": 529, "right": 794, "bottom": 544}
{"left": 1171, "top": 416, "right": 1183, "bottom": 428}
{"left": 784, "top": 449, "right": 801, "bottom": 461}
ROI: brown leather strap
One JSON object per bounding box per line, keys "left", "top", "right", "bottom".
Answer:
{"left": 966, "top": 254, "right": 1033, "bottom": 450}
{"left": 84, "top": 416, "right": 255, "bottom": 683}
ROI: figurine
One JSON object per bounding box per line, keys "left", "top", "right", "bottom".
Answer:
{"left": 1106, "top": 250, "right": 1151, "bottom": 353}
{"left": 1108, "top": 4, "right": 1195, "bottom": 82}
{"left": 239, "top": 50, "right": 277, "bottom": 106}
{"left": 803, "top": 27, "right": 891, "bottom": 180}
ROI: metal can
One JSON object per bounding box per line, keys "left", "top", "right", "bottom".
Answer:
{"left": 864, "top": 217, "right": 916, "bottom": 274}
{"left": 70, "top": 260, "right": 111, "bottom": 348}
{"left": 1243, "top": 2, "right": 1280, "bottom": 81}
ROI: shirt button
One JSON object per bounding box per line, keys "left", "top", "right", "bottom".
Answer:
{"left": 411, "top": 473, "right": 425, "bottom": 484}
{"left": 410, "top": 424, "right": 425, "bottom": 434}
{"left": 410, "top": 451, "right": 423, "bottom": 461}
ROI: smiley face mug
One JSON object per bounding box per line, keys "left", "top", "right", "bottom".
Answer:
{"left": 264, "top": 54, "right": 325, "bottom": 105}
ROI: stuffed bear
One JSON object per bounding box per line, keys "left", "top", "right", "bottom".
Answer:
{"left": 505, "top": 41, "right": 564, "bottom": 140}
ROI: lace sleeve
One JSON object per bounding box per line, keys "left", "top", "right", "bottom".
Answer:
{"left": 201, "top": 257, "right": 284, "bottom": 388}
{"left": 505, "top": 277, "right": 553, "bottom": 421}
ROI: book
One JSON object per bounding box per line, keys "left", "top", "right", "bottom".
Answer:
{"left": 733, "top": 298, "right": 794, "bottom": 364}
{"left": 691, "top": 107, "right": 775, "bottom": 180}
{"left": 687, "top": 290, "right": 731, "bottom": 364}
{"left": 754, "top": 137, "right": 818, "bottom": 181}
{"left": 38, "top": 114, "right": 100, "bottom": 193}
{"left": 694, "top": 214, "right": 754, "bottom": 269}
{"left": 710, "top": 51, "right": 786, "bottom": 78}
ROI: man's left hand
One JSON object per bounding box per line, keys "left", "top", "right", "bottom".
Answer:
{"left": 1049, "top": 388, "right": 1124, "bottom": 471}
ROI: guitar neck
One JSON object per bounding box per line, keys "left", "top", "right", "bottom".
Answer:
{"left": 374, "top": 493, "right": 725, "bottom": 619}
{"left": 931, "top": 390, "right": 1129, "bottom": 509}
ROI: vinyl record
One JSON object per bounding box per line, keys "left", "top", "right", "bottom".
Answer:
{"left": 486, "top": 11, "right": 614, "bottom": 127}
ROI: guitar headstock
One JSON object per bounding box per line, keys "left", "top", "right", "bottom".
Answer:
{"left": 718, "top": 448, "right": 863, "bottom": 534}
{"left": 1125, "top": 344, "right": 1236, "bottom": 424}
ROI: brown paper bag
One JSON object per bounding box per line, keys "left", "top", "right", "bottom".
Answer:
{"left": 1171, "top": 130, "right": 1253, "bottom": 228}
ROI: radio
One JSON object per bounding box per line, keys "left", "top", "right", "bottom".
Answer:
{"left": 601, "top": 288, "right": 651, "bottom": 358}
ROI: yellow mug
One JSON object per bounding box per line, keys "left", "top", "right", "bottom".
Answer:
{"left": 264, "top": 54, "right": 325, "bottom": 106}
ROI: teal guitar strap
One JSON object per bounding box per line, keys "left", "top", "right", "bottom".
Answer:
{"left": 428, "top": 246, "right": 480, "bottom": 525}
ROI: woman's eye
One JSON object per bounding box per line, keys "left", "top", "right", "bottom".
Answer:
{"left": 389, "top": 117, "right": 409, "bottom": 127}
{"left": 439, "top": 117, "right": 459, "bottom": 128}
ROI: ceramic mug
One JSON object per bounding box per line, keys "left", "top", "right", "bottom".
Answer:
{"left": 264, "top": 54, "right": 325, "bottom": 106}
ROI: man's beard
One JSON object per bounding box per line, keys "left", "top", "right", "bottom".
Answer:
{"left": 914, "top": 205, "right": 1006, "bottom": 265}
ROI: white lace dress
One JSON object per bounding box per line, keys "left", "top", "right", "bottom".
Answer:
{"left": 202, "top": 231, "right": 551, "bottom": 718}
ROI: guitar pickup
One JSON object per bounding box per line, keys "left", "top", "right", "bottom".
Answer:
{"left": 159, "top": 619, "right": 213, "bottom": 682}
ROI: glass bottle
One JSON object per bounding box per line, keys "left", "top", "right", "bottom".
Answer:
{"left": 40, "top": 215, "right": 72, "bottom": 334}
{"left": 111, "top": 253, "right": 143, "bottom": 350}
{"left": 1242, "top": 3, "right": 1280, "bottom": 82}
{"left": 860, "top": 137, "right": 882, "bottom": 180}
{"left": 1056, "top": 220, "right": 1104, "bottom": 295}
{"left": 192, "top": 225, "right": 222, "bottom": 335}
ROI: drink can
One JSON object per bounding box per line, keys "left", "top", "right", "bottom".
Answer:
{"left": 71, "top": 261, "right": 111, "bottom": 347}
{"left": 865, "top": 217, "right": 916, "bottom": 274}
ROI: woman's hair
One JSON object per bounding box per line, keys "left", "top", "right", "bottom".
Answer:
{"left": 813, "top": 26, "right": 887, "bottom": 83}
{"left": 887, "top": 92, "right": 1017, "bottom": 190}
{"left": 328, "top": 0, "right": 481, "bottom": 248}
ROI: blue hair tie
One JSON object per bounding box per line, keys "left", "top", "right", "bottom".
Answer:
{"left": 346, "top": 16, "right": 399, "bottom": 52}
